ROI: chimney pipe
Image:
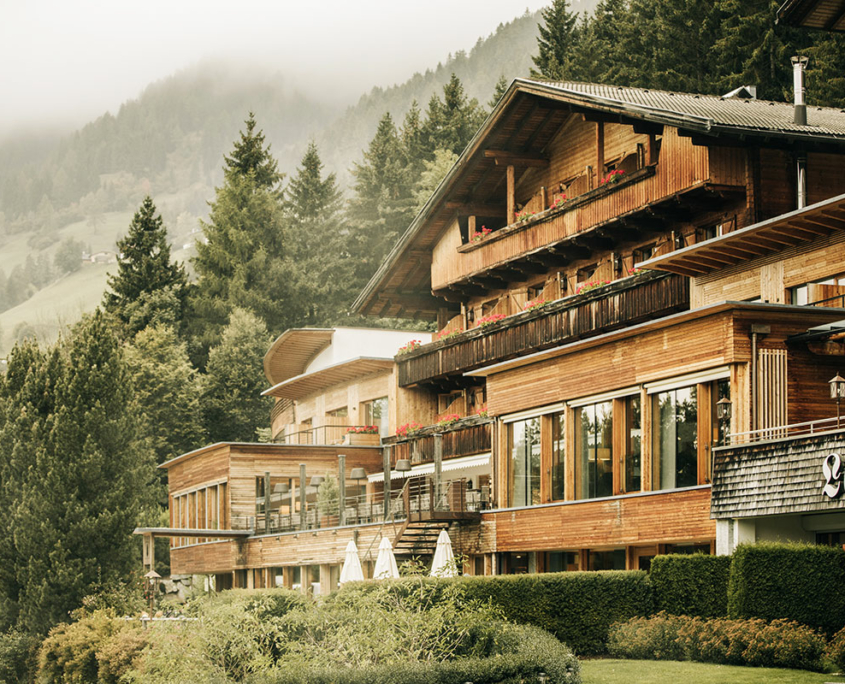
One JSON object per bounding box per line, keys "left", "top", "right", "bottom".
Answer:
{"left": 791, "top": 55, "right": 809, "bottom": 125}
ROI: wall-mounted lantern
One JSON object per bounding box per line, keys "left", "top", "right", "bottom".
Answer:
{"left": 830, "top": 373, "right": 845, "bottom": 428}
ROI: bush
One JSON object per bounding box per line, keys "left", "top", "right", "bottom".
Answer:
{"left": 609, "top": 612, "right": 827, "bottom": 672}
{"left": 0, "top": 630, "right": 40, "bottom": 684}
{"left": 253, "top": 624, "right": 580, "bottom": 684}
{"left": 650, "top": 553, "right": 730, "bottom": 617}
{"left": 825, "top": 626, "right": 845, "bottom": 673}
{"left": 457, "top": 571, "right": 652, "bottom": 655}
{"left": 728, "top": 542, "right": 845, "bottom": 634}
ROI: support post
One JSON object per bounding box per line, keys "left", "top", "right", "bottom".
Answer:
{"left": 596, "top": 122, "right": 605, "bottom": 181}
{"left": 506, "top": 165, "right": 515, "bottom": 224}
{"left": 383, "top": 445, "right": 392, "bottom": 521}
{"left": 338, "top": 454, "right": 346, "bottom": 526}
{"left": 434, "top": 433, "right": 443, "bottom": 510}
{"left": 264, "top": 471, "right": 271, "bottom": 534}
{"left": 299, "top": 464, "right": 307, "bottom": 531}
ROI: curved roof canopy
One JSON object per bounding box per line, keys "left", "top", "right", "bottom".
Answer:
{"left": 263, "top": 328, "right": 334, "bottom": 387}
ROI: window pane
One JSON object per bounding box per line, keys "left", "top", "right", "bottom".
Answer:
{"left": 575, "top": 401, "right": 612, "bottom": 500}
{"left": 653, "top": 386, "right": 698, "bottom": 490}
{"left": 551, "top": 413, "right": 565, "bottom": 501}
{"left": 363, "top": 397, "right": 389, "bottom": 437}
{"left": 625, "top": 395, "right": 642, "bottom": 492}
{"left": 508, "top": 418, "right": 540, "bottom": 507}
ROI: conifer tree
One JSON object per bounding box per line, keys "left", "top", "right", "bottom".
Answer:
{"left": 223, "top": 111, "right": 284, "bottom": 195}
{"left": 421, "top": 74, "right": 487, "bottom": 157}
{"left": 201, "top": 308, "right": 273, "bottom": 443}
{"left": 489, "top": 75, "right": 510, "bottom": 109}
{"left": 531, "top": 0, "right": 582, "bottom": 81}
{"left": 0, "top": 312, "right": 156, "bottom": 634}
{"left": 104, "top": 196, "right": 188, "bottom": 337}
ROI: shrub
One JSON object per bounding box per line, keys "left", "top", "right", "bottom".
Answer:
{"left": 454, "top": 571, "right": 652, "bottom": 655}
{"left": 650, "top": 553, "right": 731, "bottom": 617}
{"left": 609, "top": 613, "right": 827, "bottom": 672}
{"left": 827, "top": 626, "right": 845, "bottom": 672}
{"left": 0, "top": 629, "right": 40, "bottom": 684}
{"left": 254, "top": 624, "right": 580, "bottom": 684}
{"left": 728, "top": 542, "right": 845, "bottom": 634}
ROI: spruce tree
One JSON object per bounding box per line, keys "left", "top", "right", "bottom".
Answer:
{"left": 489, "top": 75, "right": 510, "bottom": 109}
{"left": 421, "top": 74, "right": 488, "bottom": 157}
{"left": 0, "top": 312, "right": 156, "bottom": 634}
{"left": 531, "top": 0, "right": 582, "bottom": 81}
{"left": 223, "top": 111, "right": 284, "bottom": 194}
{"left": 103, "top": 196, "right": 188, "bottom": 337}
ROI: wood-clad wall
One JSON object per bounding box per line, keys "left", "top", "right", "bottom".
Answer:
{"left": 486, "top": 310, "right": 734, "bottom": 417}
{"left": 171, "top": 540, "right": 238, "bottom": 575}
{"left": 168, "top": 446, "right": 230, "bottom": 495}
{"left": 491, "top": 488, "right": 714, "bottom": 552}
{"left": 759, "top": 149, "right": 794, "bottom": 220}
{"left": 808, "top": 152, "right": 845, "bottom": 204}
{"left": 288, "top": 372, "right": 394, "bottom": 434}
{"left": 431, "top": 127, "right": 712, "bottom": 291}
{"left": 691, "top": 230, "right": 845, "bottom": 309}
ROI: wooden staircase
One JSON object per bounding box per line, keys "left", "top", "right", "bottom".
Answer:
{"left": 393, "top": 520, "right": 451, "bottom": 559}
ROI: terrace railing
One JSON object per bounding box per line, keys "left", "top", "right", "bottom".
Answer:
{"left": 397, "top": 271, "right": 689, "bottom": 386}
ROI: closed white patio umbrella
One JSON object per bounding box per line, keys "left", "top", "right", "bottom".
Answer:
{"left": 373, "top": 536, "right": 400, "bottom": 580}
{"left": 430, "top": 529, "right": 458, "bottom": 577}
{"left": 339, "top": 540, "right": 365, "bottom": 585}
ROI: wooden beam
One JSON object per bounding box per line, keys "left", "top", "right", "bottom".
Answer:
{"left": 596, "top": 121, "right": 605, "bottom": 175}
{"left": 739, "top": 234, "right": 795, "bottom": 250}
{"left": 485, "top": 150, "right": 549, "bottom": 167}
{"left": 657, "top": 262, "right": 709, "bottom": 278}
{"left": 507, "top": 165, "right": 515, "bottom": 225}
{"left": 773, "top": 223, "right": 825, "bottom": 240}
{"left": 706, "top": 243, "right": 764, "bottom": 260}
{"left": 444, "top": 201, "right": 506, "bottom": 216}
{"left": 682, "top": 253, "right": 735, "bottom": 270}
{"left": 522, "top": 107, "right": 560, "bottom": 151}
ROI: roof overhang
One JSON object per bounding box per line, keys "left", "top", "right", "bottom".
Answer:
{"left": 263, "top": 328, "right": 334, "bottom": 386}
{"left": 638, "top": 192, "right": 845, "bottom": 277}
{"left": 133, "top": 527, "right": 253, "bottom": 539}
{"left": 262, "top": 357, "right": 394, "bottom": 400}
{"left": 352, "top": 78, "right": 845, "bottom": 321}
{"left": 778, "top": 0, "right": 845, "bottom": 30}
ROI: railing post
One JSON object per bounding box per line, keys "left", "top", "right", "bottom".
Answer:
{"left": 338, "top": 454, "right": 346, "bottom": 526}
{"left": 264, "top": 471, "right": 271, "bottom": 534}
{"left": 299, "top": 464, "right": 307, "bottom": 531}
{"left": 434, "top": 433, "right": 443, "bottom": 511}
{"left": 383, "top": 445, "right": 392, "bottom": 522}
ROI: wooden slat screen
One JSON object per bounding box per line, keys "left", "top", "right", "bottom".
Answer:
{"left": 757, "top": 348, "right": 788, "bottom": 438}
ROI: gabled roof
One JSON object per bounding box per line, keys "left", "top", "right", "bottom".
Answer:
{"left": 639, "top": 192, "right": 845, "bottom": 277}
{"left": 778, "top": 0, "right": 845, "bottom": 30}
{"left": 353, "top": 79, "right": 845, "bottom": 320}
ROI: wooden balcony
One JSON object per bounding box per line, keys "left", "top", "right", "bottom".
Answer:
{"left": 383, "top": 417, "right": 492, "bottom": 464}
{"left": 397, "top": 271, "right": 689, "bottom": 387}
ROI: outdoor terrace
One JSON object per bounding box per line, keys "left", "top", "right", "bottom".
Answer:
{"left": 397, "top": 270, "right": 689, "bottom": 387}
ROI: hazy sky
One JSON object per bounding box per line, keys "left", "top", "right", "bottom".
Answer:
{"left": 0, "top": 0, "right": 550, "bottom": 137}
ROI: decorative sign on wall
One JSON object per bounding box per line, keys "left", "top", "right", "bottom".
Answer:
{"left": 823, "top": 453, "right": 843, "bottom": 499}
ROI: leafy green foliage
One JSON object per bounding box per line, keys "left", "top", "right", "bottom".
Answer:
{"left": 53, "top": 237, "right": 84, "bottom": 275}
{"left": 650, "top": 554, "right": 731, "bottom": 618}
{"left": 200, "top": 308, "right": 272, "bottom": 442}
{"left": 608, "top": 612, "right": 827, "bottom": 672}
{"left": 825, "top": 625, "right": 845, "bottom": 673}
{"left": 0, "top": 629, "right": 40, "bottom": 684}
{"left": 0, "top": 312, "right": 156, "bottom": 635}
{"left": 103, "top": 196, "right": 188, "bottom": 337}
{"left": 728, "top": 543, "right": 845, "bottom": 634}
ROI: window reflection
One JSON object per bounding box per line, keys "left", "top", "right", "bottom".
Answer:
{"left": 508, "top": 418, "right": 541, "bottom": 507}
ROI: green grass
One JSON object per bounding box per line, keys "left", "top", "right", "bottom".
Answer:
{"left": 581, "top": 659, "right": 845, "bottom": 684}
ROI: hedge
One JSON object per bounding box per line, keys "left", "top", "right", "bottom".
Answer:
{"left": 253, "top": 624, "right": 580, "bottom": 684}
{"left": 727, "top": 543, "right": 845, "bottom": 634}
{"left": 650, "top": 554, "right": 731, "bottom": 617}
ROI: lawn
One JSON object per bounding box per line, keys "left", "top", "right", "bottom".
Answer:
{"left": 581, "top": 659, "right": 845, "bottom": 684}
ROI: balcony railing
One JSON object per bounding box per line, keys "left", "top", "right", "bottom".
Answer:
{"left": 383, "top": 416, "right": 492, "bottom": 464}
{"left": 273, "top": 425, "right": 381, "bottom": 446}
{"left": 727, "top": 416, "right": 842, "bottom": 445}
{"left": 231, "top": 476, "right": 483, "bottom": 536}
{"left": 398, "top": 271, "right": 689, "bottom": 386}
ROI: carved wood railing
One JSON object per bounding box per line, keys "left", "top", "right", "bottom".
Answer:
{"left": 398, "top": 271, "right": 689, "bottom": 386}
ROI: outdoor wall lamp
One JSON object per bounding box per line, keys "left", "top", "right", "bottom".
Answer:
{"left": 716, "top": 397, "right": 732, "bottom": 421}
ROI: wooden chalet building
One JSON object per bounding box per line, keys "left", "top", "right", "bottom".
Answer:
{"left": 143, "top": 77, "right": 845, "bottom": 589}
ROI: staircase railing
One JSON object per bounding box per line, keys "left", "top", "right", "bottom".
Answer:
{"left": 361, "top": 478, "right": 411, "bottom": 563}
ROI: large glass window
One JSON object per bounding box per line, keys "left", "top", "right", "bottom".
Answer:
{"left": 653, "top": 386, "right": 698, "bottom": 490}
{"left": 508, "top": 417, "right": 541, "bottom": 507}
{"left": 551, "top": 413, "right": 565, "bottom": 501}
{"left": 575, "top": 401, "right": 613, "bottom": 500}
{"left": 624, "top": 396, "right": 642, "bottom": 493}
{"left": 362, "top": 397, "right": 389, "bottom": 437}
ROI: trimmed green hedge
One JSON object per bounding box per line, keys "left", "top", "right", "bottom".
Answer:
{"left": 253, "top": 624, "right": 580, "bottom": 684}
{"left": 339, "top": 571, "right": 652, "bottom": 656}
{"left": 650, "top": 554, "right": 731, "bottom": 617}
{"left": 728, "top": 542, "right": 845, "bottom": 634}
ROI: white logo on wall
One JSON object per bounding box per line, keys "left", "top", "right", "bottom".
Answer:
{"left": 823, "top": 453, "right": 843, "bottom": 499}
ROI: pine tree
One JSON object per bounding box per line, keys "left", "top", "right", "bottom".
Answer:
{"left": 0, "top": 312, "right": 156, "bottom": 634}
{"left": 579, "top": 0, "right": 632, "bottom": 85}
{"left": 223, "top": 111, "right": 284, "bottom": 194}
{"left": 489, "top": 75, "right": 510, "bottom": 109}
{"left": 530, "top": 0, "right": 582, "bottom": 81}
{"left": 103, "top": 196, "right": 188, "bottom": 336}
{"left": 421, "top": 74, "right": 488, "bottom": 157}
{"left": 201, "top": 308, "right": 273, "bottom": 443}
